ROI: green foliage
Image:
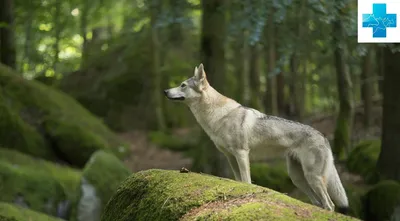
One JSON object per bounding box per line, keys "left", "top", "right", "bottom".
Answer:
{"left": 0, "top": 64, "right": 127, "bottom": 167}
{"left": 346, "top": 140, "right": 381, "bottom": 184}
{"left": 363, "top": 180, "right": 400, "bottom": 221}
{"left": 101, "top": 169, "right": 359, "bottom": 221}
{"left": 250, "top": 162, "right": 295, "bottom": 193}
{"left": 0, "top": 147, "right": 81, "bottom": 202}
{"left": 0, "top": 202, "right": 63, "bottom": 221}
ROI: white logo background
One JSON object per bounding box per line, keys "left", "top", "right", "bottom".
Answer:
{"left": 358, "top": 0, "right": 400, "bottom": 43}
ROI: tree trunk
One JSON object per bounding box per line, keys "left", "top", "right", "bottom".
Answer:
{"left": 361, "top": 45, "right": 374, "bottom": 128}
{"left": 150, "top": 0, "right": 166, "bottom": 131}
{"left": 21, "top": 5, "right": 34, "bottom": 73}
{"left": 0, "top": 0, "right": 16, "bottom": 69}
{"left": 265, "top": 8, "right": 278, "bottom": 115}
{"left": 80, "top": 0, "right": 89, "bottom": 67}
{"left": 53, "top": 0, "right": 61, "bottom": 72}
{"left": 198, "top": 0, "right": 230, "bottom": 178}
{"left": 288, "top": 53, "right": 298, "bottom": 118}
{"left": 249, "top": 43, "right": 262, "bottom": 110}
{"left": 332, "top": 17, "right": 353, "bottom": 159}
{"left": 240, "top": 31, "right": 251, "bottom": 105}
{"left": 377, "top": 46, "right": 400, "bottom": 181}
{"left": 376, "top": 46, "right": 384, "bottom": 95}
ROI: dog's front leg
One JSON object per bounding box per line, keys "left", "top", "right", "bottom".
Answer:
{"left": 235, "top": 149, "right": 252, "bottom": 184}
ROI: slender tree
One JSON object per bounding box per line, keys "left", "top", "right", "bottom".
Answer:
{"left": 198, "top": 0, "right": 230, "bottom": 178}
{"left": 265, "top": 7, "right": 278, "bottom": 115}
{"left": 0, "top": 0, "right": 16, "bottom": 69}
{"left": 360, "top": 45, "right": 374, "bottom": 128}
{"left": 150, "top": 0, "right": 166, "bottom": 131}
{"left": 332, "top": 4, "right": 353, "bottom": 158}
{"left": 377, "top": 46, "right": 400, "bottom": 181}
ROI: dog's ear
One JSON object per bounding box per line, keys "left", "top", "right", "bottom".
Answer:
{"left": 194, "top": 63, "right": 206, "bottom": 81}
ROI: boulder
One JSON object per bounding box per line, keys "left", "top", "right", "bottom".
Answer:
{"left": 0, "top": 202, "right": 63, "bottom": 221}
{"left": 0, "top": 147, "right": 81, "bottom": 206}
{"left": 0, "top": 160, "right": 67, "bottom": 217}
{"left": 0, "top": 64, "right": 127, "bottom": 167}
{"left": 347, "top": 140, "right": 380, "bottom": 184}
{"left": 101, "top": 169, "right": 359, "bottom": 221}
{"left": 363, "top": 180, "right": 400, "bottom": 221}
{"left": 71, "top": 150, "right": 131, "bottom": 221}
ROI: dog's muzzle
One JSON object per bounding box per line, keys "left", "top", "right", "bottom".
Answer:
{"left": 163, "top": 90, "right": 185, "bottom": 101}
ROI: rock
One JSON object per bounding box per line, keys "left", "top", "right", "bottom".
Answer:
{"left": 0, "top": 160, "right": 66, "bottom": 217}
{"left": 0, "top": 147, "right": 81, "bottom": 207}
{"left": 101, "top": 169, "right": 360, "bottom": 221}
{"left": 0, "top": 64, "right": 127, "bottom": 167}
{"left": 250, "top": 162, "right": 295, "bottom": 193}
{"left": 0, "top": 202, "right": 63, "bottom": 221}
{"left": 346, "top": 140, "right": 380, "bottom": 184}
{"left": 363, "top": 180, "right": 400, "bottom": 221}
{"left": 71, "top": 150, "right": 131, "bottom": 221}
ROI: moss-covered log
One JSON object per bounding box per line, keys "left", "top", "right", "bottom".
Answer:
{"left": 0, "top": 202, "right": 64, "bottom": 221}
{"left": 102, "top": 169, "right": 359, "bottom": 221}
{"left": 0, "top": 64, "right": 127, "bottom": 167}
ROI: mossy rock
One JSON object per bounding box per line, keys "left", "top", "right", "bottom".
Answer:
{"left": 347, "top": 140, "right": 380, "bottom": 184}
{"left": 363, "top": 180, "right": 400, "bottom": 221}
{"left": 0, "top": 160, "right": 67, "bottom": 217}
{"left": 0, "top": 147, "right": 81, "bottom": 204}
{"left": 0, "top": 202, "right": 63, "bottom": 221}
{"left": 71, "top": 150, "right": 131, "bottom": 221}
{"left": 250, "top": 162, "right": 295, "bottom": 193}
{"left": 0, "top": 64, "right": 127, "bottom": 167}
{"left": 344, "top": 183, "right": 371, "bottom": 219}
{"left": 101, "top": 169, "right": 360, "bottom": 221}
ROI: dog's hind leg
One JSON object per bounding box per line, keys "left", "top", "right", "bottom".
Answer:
{"left": 286, "top": 155, "right": 321, "bottom": 207}
{"left": 235, "top": 149, "right": 252, "bottom": 184}
{"left": 223, "top": 151, "right": 241, "bottom": 181}
{"left": 301, "top": 147, "right": 335, "bottom": 211}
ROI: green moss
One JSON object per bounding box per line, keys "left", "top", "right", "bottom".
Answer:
{"left": 0, "top": 92, "right": 51, "bottom": 159}
{"left": 0, "top": 202, "right": 63, "bottom": 221}
{"left": 71, "top": 150, "right": 131, "bottom": 220}
{"left": 250, "top": 162, "right": 295, "bottom": 193}
{"left": 101, "top": 169, "right": 360, "bottom": 221}
{"left": 0, "top": 147, "right": 81, "bottom": 202}
{"left": 363, "top": 180, "right": 400, "bottom": 221}
{"left": 347, "top": 140, "right": 381, "bottom": 184}
{"left": 83, "top": 150, "right": 131, "bottom": 208}
{"left": 0, "top": 64, "right": 127, "bottom": 167}
{"left": 0, "top": 161, "right": 66, "bottom": 216}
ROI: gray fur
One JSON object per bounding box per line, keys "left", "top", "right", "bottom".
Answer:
{"left": 164, "top": 63, "right": 349, "bottom": 211}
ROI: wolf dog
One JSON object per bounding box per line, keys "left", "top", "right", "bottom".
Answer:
{"left": 163, "top": 63, "right": 349, "bottom": 213}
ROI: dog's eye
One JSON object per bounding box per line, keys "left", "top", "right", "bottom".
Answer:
{"left": 180, "top": 84, "right": 187, "bottom": 88}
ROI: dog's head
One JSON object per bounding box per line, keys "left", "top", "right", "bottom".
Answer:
{"left": 164, "top": 63, "right": 209, "bottom": 103}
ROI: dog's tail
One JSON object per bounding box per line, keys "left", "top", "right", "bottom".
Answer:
{"left": 327, "top": 163, "right": 349, "bottom": 215}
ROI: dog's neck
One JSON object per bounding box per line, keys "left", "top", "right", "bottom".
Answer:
{"left": 188, "top": 86, "right": 240, "bottom": 132}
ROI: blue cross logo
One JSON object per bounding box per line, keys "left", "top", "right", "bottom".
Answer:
{"left": 362, "top": 3, "right": 397, "bottom": 38}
